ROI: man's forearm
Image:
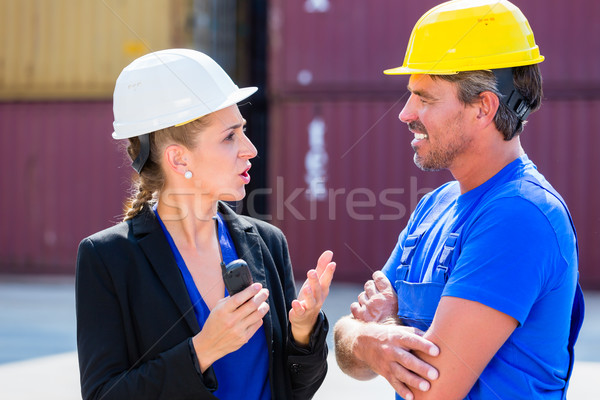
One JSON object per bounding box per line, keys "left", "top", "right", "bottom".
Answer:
{"left": 333, "top": 315, "right": 378, "bottom": 380}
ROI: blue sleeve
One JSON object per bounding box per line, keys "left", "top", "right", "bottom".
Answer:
{"left": 443, "top": 196, "right": 564, "bottom": 325}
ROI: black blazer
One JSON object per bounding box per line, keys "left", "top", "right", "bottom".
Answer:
{"left": 76, "top": 202, "right": 328, "bottom": 400}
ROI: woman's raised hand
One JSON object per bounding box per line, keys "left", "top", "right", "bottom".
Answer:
{"left": 289, "top": 250, "right": 336, "bottom": 346}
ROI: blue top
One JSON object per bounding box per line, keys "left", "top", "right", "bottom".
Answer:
{"left": 155, "top": 209, "right": 271, "bottom": 400}
{"left": 382, "top": 156, "right": 581, "bottom": 399}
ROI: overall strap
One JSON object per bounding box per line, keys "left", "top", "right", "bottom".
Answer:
{"left": 431, "top": 231, "right": 461, "bottom": 283}
{"left": 397, "top": 185, "right": 458, "bottom": 281}
{"left": 431, "top": 190, "right": 486, "bottom": 283}
{"left": 396, "top": 234, "right": 422, "bottom": 281}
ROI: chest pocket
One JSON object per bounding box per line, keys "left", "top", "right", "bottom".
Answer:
{"left": 395, "top": 232, "right": 460, "bottom": 331}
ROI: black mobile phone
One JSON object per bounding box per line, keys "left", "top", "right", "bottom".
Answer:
{"left": 214, "top": 217, "right": 253, "bottom": 295}
{"left": 222, "top": 259, "right": 253, "bottom": 295}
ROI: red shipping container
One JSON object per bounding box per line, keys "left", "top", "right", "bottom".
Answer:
{"left": 0, "top": 102, "right": 130, "bottom": 274}
{"left": 269, "top": 0, "right": 600, "bottom": 97}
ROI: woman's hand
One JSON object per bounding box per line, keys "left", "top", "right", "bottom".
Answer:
{"left": 192, "top": 283, "right": 270, "bottom": 372}
{"left": 289, "top": 250, "right": 336, "bottom": 346}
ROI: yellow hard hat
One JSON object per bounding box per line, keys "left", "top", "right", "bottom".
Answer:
{"left": 384, "top": 0, "right": 544, "bottom": 75}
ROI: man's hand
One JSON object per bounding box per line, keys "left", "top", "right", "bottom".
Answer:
{"left": 336, "top": 271, "right": 439, "bottom": 400}
{"left": 351, "top": 271, "right": 399, "bottom": 323}
{"left": 352, "top": 321, "right": 439, "bottom": 400}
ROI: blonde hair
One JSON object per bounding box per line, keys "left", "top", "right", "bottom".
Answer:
{"left": 123, "top": 117, "right": 210, "bottom": 221}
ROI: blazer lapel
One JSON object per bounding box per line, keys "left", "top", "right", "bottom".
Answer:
{"left": 220, "top": 203, "right": 274, "bottom": 346}
{"left": 132, "top": 209, "right": 199, "bottom": 333}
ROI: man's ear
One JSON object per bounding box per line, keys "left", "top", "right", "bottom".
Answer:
{"left": 163, "top": 144, "right": 189, "bottom": 175}
{"left": 476, "top": 91, "right": 500, "bottom": 127}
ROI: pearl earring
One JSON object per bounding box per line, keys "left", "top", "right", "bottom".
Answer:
{"left": 184, "top": 170, "right": 193, "bottom": 179}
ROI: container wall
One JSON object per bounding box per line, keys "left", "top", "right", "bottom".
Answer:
{"left": 269, "top": 0, "right": 600, "bottom": 98}
{"left": 0, "top": 102, "right": 129, "bottom": 273}
{"left": 0, "top": 0, "right": 192, "bottom": 100}
{"left": 268, "top": 0, "right": 441, "bottom": 95}
{"left": 268, "top": 0, "right": 600, "bottom": 288}
{"left": 517, "top": 1, "right": 600, "bottom": 93}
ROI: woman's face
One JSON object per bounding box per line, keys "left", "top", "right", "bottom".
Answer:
{"left": 185, "top": 105, "right": 258, "bottom": 202}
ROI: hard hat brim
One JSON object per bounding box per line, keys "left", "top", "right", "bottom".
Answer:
{"left": 383, "top": 54, "right": 544, "bottom": 76}
{"left": 383, "top": 67, "right": 457, "bottom": 75}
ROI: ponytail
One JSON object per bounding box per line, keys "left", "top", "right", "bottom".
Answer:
{"left": 123, "top": 135, "right": 162, "bottom": 221}
{"left": 124, "top": 182, "right": 155, "bottom": 221}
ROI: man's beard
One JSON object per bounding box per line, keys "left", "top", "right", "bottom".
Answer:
{"left": 409, "top": 117, "right": 471, "bottom": 171}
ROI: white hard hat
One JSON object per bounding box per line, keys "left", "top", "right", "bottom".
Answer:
{"left": 112, "top": 48, "right": 257, "bottom": 139}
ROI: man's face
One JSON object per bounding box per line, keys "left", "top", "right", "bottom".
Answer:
{"left": 399, "top": 75, "right": 473, "bottom": 171}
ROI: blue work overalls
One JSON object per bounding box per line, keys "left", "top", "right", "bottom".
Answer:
{"left": 392, "top": 180, "right": 584, "bottom": 398}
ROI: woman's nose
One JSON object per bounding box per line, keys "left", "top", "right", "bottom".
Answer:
{"left": 240, "top": 134, "right": 258, "bottom": 159}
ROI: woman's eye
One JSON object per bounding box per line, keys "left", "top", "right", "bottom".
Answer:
{"left": 225, "top": 132, "right": 235, "bottom": 141}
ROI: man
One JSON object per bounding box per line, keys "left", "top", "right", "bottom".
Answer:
{"left": 334, "top": 1, "right": 584, "bottom": 399}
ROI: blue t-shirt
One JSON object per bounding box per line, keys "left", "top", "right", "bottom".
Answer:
{"left": 382, "top": 155, "right": 579, "bottom": 399}
{"left": 156, "top": 210, "right": 271, "bottom": 400}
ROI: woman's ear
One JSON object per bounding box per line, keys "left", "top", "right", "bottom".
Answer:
{"left": 476, "top": 91, "right": 500, "bottom": 127}
{"left": 163, "top": 144, "right": 189, "bottom": 175}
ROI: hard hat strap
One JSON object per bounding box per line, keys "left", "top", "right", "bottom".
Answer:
{"left": 492, "top": 68, "right": 532, "bottom": 122}
{"left": 132, "top": 133, "right": 150, "bottom": 174}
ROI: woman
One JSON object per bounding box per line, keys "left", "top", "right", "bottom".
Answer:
{"left": 76, "top": 49, "right": 336, "bottom": 400}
